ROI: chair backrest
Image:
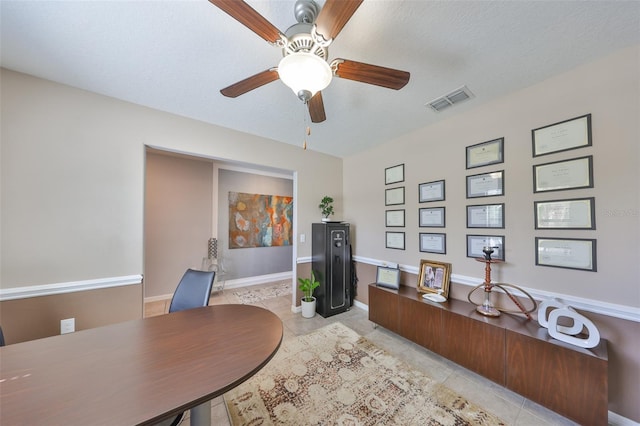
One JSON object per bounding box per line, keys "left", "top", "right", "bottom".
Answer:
{"left": 168, "top": 269, "right": 215, "bottom": 313}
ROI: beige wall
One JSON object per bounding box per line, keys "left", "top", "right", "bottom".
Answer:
{"left": 1, "top": 68, "right": 342, "bottom": 290}
{"left": 0, "top": 68, "right": 343, "bottom": 341}
{"left": 144, "top": 150, "right": 213, "bottom": 298}
{"left": 344, "top": 45, "right": 639, "bottom": 307}
{"left": 344, "top": 45, "right": 640, "bottom": 422}
{"left": 0, "top": 284, "right": 141, "bottom": 344}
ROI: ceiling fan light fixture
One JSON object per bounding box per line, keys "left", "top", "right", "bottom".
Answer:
{"left": 278, "top": 52, "right": 332, "bottom": 101}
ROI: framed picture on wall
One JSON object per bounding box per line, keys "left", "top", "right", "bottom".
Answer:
{"left": 466, "top": 138, "right": 504, "bottom": 169}
{"left": 419, "top": 207, "right": 446, "bottom": 227}
{"left": 466, "top": 170, "right": 504, "bottom": 198}
{"left": 532, "top": 114, "right": 592, "bottom": 157}
{"left": 419, "top": 233, "right": 446, "bottom": 254}
{"left": 466, "top": 235, "right": 505, "bottom": 260}
{"left": 535, "top": 237, "right": 597, "bottom": 272}
{"left": 533, "top": 156, "right": 593, "bottom": 193}
{"left": 418, "top": 180, "right": 445, "bottom": 202}
{"left": 385, "top": 209, "right": 405, "bottom": 227}
{"left": 385, "top": 187, "right": 405, "bottom": 206}
{"left": 385, "top": 164, "right": 404, "bottom": 185}
{"left": 534, "top": 197, "right": 595, "bottom": 229}
{"left": 466, "top": 203, "right": 504, "bottom": 228}
{"left": 385, "top": 231, "right": 405, "bottom": 250}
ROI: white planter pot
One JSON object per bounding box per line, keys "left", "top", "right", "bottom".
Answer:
{"left": 301, "top": 297, "right": 316, "bottom": 318}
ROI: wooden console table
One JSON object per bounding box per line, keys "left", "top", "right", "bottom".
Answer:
{"left": 369, "top": 284, "right": 608, "bottom": 426}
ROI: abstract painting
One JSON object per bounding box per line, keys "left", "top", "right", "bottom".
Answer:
{"left": 229, "top": 192, "right": 293, "bottom": 249}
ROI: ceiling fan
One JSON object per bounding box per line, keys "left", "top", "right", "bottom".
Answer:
{"left": 209, "top": 0, "right": 410, "bottom": 123}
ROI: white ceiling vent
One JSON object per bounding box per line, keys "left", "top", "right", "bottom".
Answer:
{"left": 426, "top": 85, "right": 475, "bottom": 112}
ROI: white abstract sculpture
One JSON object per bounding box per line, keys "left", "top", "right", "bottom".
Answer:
{"left": 538, "top": 298, "right": 600, "bottom": 348}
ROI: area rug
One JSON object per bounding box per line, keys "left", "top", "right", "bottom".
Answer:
{"left": 224, "top": 322, "right": 505, "bottom": 425}
{"left": 232, "top": 281, "right": 292, "bottom": 304}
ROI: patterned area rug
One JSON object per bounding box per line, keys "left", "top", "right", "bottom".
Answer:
{"left": 225, "top": 322, "right": 505, "bottom": 425}
{"left": 232, "top": 281, "right": 292, "bottom": 304}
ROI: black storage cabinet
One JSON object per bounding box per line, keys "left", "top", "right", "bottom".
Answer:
{"left": 312, "top": 222, "right": 352, "bottom": 317}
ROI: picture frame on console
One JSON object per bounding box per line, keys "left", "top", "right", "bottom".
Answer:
{"left": 375, "top": 266, "right": 401, "bottom": 290}
{"left": 417, "top": 259, "right": 451, "bottom": 299}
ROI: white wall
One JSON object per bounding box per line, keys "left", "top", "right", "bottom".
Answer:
{"left": 344, "top": 45, "right": 639, "bottom": 308}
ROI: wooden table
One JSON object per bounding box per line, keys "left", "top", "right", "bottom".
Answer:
{"left": 0, "top": 304, "right": 283, "bottom": 426}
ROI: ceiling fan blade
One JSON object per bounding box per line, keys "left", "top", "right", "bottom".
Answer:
{"left": 333, "top": 59, "right": 410, "bottom": 90}
{"left": 308, "top": 91, "right": 326, "bottom": 123}
{"left": 209, "top": 0, "right": 283, "bottom": 44}
{"left": 220, "top": 69, "right": 279, "bottom": 98}
{"left": 315, "top": 0, "right": 363, "bottom": 40}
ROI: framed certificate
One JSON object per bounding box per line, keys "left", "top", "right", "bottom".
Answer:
{"left": 534, "top": 197, "right": 595, "bottom": 230}
{"left": 533, "top": 156, "right": 593, "bottom": 193}
{"left": 385, "top": 187, "right": 405, "bottom": 206}
{"left": 466, "top": 235, "right": 505, "bottom": 260}
{"left": 419, "top": 207, "right": 445, "bottom": 227}
{"left": 385, "top": 164, "right": 404, "bottom": 185}
{"left": 466, "top": 170, "right": 504, "bottom": 198}
{"left": 532, "top": 114, "right": 592, "bottom": 157}
{"left": 376, "top": 266, "right": 400, "bottom": 290}
{"left": 385, "top": 209, "right": 405, "bottom": 227}
{"left": 419, "top": 233, "right": 446, "bottom": 254}
{"left": 419, "top": 180, "right": 445, "bottom": 203}
{"left": 466, "top": 203, "right": 504, "bottom": 228}
{"left": 385, "top": 231, "right": 405, "bottom": 250}
{"left": 535, "top": 237, "right": 597, "bottom": 272}
{"left": 466, "top": 137, "right": 504, "bottom": 169}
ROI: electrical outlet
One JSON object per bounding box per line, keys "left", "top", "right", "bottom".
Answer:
{"left": 61, "top": 318, "right": 75, "bottom": 334}
{"left": 300, "top": 234, "right": 306, "bottom": 243}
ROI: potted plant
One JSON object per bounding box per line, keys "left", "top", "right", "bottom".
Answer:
{"left": 298, "top": 270, "right": 320, "bottom": 318}
{"left": 319, "top": 196, "right": 334, "bottom": 222}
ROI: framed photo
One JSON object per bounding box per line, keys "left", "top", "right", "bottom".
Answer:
{"left": 534, "top": 197, "right": 595, "bottom": 230}
{"left": 419, "top": 207, "right": 446, "bottom": 227}
{"left": 419, "top": 180, "right": 445, "bottom": 203}
{"left": 385, "top": 164, "right": 404, "bottom": 185}
{"left": 385, "top": 187, "right": 405, "bottom": 206}
{"left": 535, "top": 237, "right": 597, "bottom": 272}
{"left": 532, "top": 114, "right": 592, "bottom": 157}
{"left": 419, "top": 233, "right": 446, "bottom": 254}
{"left": 385, "top": 231, "right": 405, "bottom": 250}
{"left": 466, "top": 170, "right": 504, "bottom": 198}
{"left": 533, "top": 155, "right": 593, "bottom": 193}
{"left": 385, "top": 209, "right": 405, "bottom": 227}
{"left": 466, "top": 137, "right": 504, "bottom": 169}
{"left": 375, "top": 266, "right": 400, "bottom": 290}
{"left": 466, "top": 235, "right": 505, "bottom": 260}
{"left": 467, "top": 203, "right": 504, "bottom": 228}
{"left": 417, "top": 259, "right": 451, "bottom": 299}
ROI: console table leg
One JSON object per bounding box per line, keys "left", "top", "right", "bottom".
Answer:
{"left": 190, "top": 401, "right": 211, "bottom": 426}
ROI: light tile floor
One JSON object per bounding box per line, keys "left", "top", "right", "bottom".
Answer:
{"left": 146, "top": 283, "right": 581, "bottom": 426}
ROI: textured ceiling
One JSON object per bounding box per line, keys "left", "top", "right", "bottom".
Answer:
{"left": 1, "top": 1, "right": 639, "bottom": 158}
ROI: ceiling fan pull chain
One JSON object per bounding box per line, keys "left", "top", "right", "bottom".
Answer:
{"left": 302, "top": 103, "right": 309, "bottom": 150}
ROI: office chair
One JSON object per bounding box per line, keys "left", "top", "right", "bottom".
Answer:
{"left": 168, "top": 269, "right": 216, "bottom": 313}
{"left": 165, "top": 268, "right": 215, "bottom": 426}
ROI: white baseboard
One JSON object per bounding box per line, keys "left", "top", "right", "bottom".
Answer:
{"left": 223, "top": 271, "right": 293, "bottom": 290}
{"left": 144, "top": 271, "right": 294, "bottom": 304}
{"left": 609, "top": 411, "right": 639, "bottom": 426}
